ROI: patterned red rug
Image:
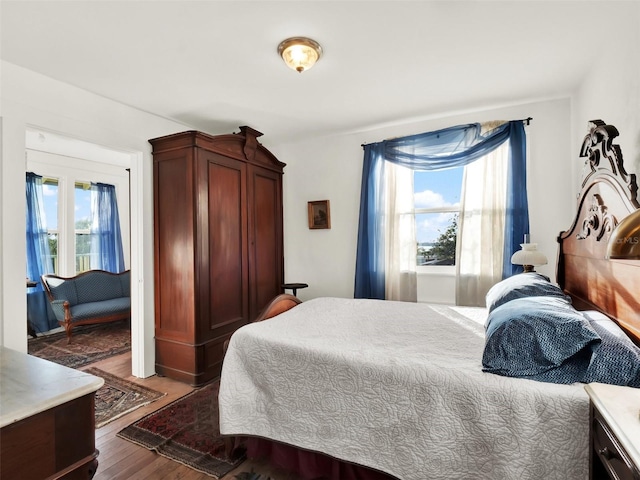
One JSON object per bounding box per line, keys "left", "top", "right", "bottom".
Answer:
{"left": 28, "top": 320, "right": 131, "bottom": 369}
{"left": 117, "top": 381, "right": 245, "bottom": 478}
{"left": 85, "top": 367, "right": 165, "bottom": 428}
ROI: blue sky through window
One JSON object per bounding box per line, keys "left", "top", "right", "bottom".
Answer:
{"left": 75, "top": 186, "right": 91, "bottom": 228}
{"left": 41, "top": 181, "right": 92, "bottom": 229}
{"left": 42, "top": 182, "right": 58, "bottom": 229}
{"left": 414, "top": 167, "right": 463, "bottom": 244}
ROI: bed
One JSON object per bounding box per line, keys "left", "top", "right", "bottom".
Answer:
{"left": 219, "top": 120, "right": 640, "bottom": 480}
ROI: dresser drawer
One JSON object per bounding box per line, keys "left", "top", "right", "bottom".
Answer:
{"left": 593, "top": 408, "right": 640, "bottom": 480}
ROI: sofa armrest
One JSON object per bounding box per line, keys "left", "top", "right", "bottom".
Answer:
{"left": 50, "top": 300, "right": 70, "bottom": 322}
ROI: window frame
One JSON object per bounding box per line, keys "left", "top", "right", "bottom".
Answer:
{"left": 413, "top": 169, "right": 463, "bottom": 276}
{"left": 42, "top": 177, "right": 60, "bottom": 274}
{"left": 74, "top": 181, "right": 93, "bottom": 273}
{"left": 26, "top": 150, "right": 130, "bottom": 277}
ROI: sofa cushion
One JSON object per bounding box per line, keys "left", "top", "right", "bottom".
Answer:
{"left": 69, "top": 297, "right": 131, "bottom": 321}
{"left": 75, "top": 272, "right": 124, "bottom": 303}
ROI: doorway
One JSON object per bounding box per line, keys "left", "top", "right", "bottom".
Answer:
{"left": 25, "top": 127, "right": 147, "bottom": 377}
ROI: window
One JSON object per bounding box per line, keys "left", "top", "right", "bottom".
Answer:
{"left": 42, "top": 178, "right": 59, "bottom": 273}
{"left": 42, "top": 179, "right": 95, "bottom": 274}
{"left": 75, "top": 183, "right": 92, "bottom": 273}
{"left": 414, "top": 167, "right": 464, "bottom": 267}
{"left": 26, "top": 141, "right": 130, "bottom": 279}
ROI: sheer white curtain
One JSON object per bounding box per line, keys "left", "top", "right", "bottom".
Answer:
{"left": 385, "top": 161, "right": 417, "bottom": 302}
{"left": 456, "top": 141, "right": 509, "bottom": 306}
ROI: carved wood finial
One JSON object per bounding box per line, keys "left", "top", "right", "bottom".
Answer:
{"left": 238, "top": 126, "right": 263, "bottom": 162}
{"left": 579, "top": 120, "right": 638, "bottom": 203}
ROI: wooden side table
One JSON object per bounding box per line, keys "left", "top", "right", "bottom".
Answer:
{"left": 282, "top": 283, "right": 308, "bottom": 297}
{"left": 584, "top": 382, "right": 640, "bottom": 480}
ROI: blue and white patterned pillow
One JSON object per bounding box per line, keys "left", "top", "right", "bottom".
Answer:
{"left": 485, "top": 272, "right": 570, "bottom": 314}
{"left": 582, "top": 311, "right": 640, "bottom": 387}
{"left": 482, "top": 296, "right": 601, "bottom": 384}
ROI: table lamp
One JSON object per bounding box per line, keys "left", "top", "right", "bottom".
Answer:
{"left": 511, "top": 239, "right": 548, "bottom": 273}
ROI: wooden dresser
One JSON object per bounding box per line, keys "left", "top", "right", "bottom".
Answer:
{"left": 585, "top": 382, "right": 640, "bottom": 480}
{"left": 0, "top": 346, "right": 103, "bottom": 479}
{"left": 150, "top": 127, "right": 285, "bottom": 386}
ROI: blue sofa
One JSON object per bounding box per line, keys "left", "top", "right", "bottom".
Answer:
{"left": 41, "top": 269, "right": 131, "bottom": 341}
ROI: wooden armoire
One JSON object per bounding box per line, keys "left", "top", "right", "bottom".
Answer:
{"left": 150, "top": 126, "right": 285, "bottom": 386}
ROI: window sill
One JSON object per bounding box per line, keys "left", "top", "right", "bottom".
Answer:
{"left": 416, "top": 265, "right": 456, "bottom": 276}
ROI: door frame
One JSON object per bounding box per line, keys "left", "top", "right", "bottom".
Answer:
{"left": 24, "top": 128, "right": 150, "bottom": 377}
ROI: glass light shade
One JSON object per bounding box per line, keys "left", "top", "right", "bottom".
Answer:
{"left": 606, "top": 209, "right": 640, "bottom": 259}
{"left": 511, "top": 243, "right": 548, "bottom": 272}
{"left": 278, "top": 37, "right": 322, "bottom": 73}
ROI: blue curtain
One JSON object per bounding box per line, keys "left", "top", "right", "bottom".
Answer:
{"left": 26, "top": 172, "right": 56, "bottom": 333}
{"left": 503, "top": 122, "right": 529, "bottom": 277}
{"left": 354, "top": 143, "right": 387, "bottom": 299}
{"left": 354, "top": 121, "right": 529, "bottom": 299}
{"left": 91, "top": 182, "right": 125, "bottom": 272}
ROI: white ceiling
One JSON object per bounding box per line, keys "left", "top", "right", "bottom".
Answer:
{"left": 1, "top": 1, "right": 635, "bottom": 144}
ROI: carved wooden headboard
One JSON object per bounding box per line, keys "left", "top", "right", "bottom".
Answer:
{"left": 557, "top": 120, "right": 640, "bottom": 344}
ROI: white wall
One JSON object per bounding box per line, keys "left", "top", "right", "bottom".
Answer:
{"left": 0, "top": 61, "right": 190, "bottom": 378}
{"left": 571, "top": 4, "right": 640, "bottom": 188}
{"left": 275, "top": 98, "right": 574, "bottom": 303}
{"left": 417, "top": 271, "right": 456, "bottom": 305}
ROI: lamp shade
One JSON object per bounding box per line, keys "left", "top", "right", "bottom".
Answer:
{"left": 606, "top": 209, "right": 640, "bottom": 259}
{"left": 278, "top": 37, "right": 322, "bottom": 73}
{"left": 511, "top": 243, "right": 548, "bottom": 272}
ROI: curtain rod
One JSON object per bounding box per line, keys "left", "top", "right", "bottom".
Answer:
{"left": 360, "top": 117, "right": 533, "bottom": 148}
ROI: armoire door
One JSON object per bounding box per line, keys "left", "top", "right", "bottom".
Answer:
{"left": 154, "top": 150, "right": 196, "bottom": 344}
{"left": 247, "top": 164, "right": 284, "bottom": 320}
{"left": 153, "top": 145, "right": 199, "bottom": 384}
{"left": 202, "top": 151, "right": 250, "bottom": 340}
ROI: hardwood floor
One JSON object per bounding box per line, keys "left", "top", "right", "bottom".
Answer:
{"left": 87, "top": 352, "right": 301, "bottom": 480}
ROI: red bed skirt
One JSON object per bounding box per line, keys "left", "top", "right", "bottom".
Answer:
{"left": 246, "top": 436, "right": 398, "bottom": 480}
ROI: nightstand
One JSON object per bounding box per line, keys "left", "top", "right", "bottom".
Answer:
{"left": 282, "top": 282, "right": 308, "bottom": 297}
{"left": 584, "top": 383, "right": 640, "bottom": 480}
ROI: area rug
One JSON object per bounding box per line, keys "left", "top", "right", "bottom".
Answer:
{"left": 28, "top": 320, "right": 131, "bottom": 369}
{"left": 233, "top": 473, "right": 272, "bottom": 480}
{"left": 85, "top": 367, "right": 165, "bottom": 429}
{"left": 117, "top": 380, "right": 245, "bottom": 478}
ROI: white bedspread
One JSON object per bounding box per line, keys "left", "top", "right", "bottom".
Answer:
{"left": 219, "top": 297, "right": 589, "bottom": 480}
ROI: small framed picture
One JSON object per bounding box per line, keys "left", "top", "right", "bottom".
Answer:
{"left": 308, "top": 200, "right": 331, "bottom": 230}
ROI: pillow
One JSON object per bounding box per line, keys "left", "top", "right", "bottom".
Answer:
{"left": 485, "top": 272, "right": 570, "bottom": 313}
{"left": 482, "top": 297, "right": 601, "bottom": 384}
{"left": 582, "top": 311, "right": 640, "bottom": 387}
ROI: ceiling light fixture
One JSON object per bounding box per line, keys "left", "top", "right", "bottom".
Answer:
{"left": 277, "top": 37, "right": 322, "bottom": 73}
